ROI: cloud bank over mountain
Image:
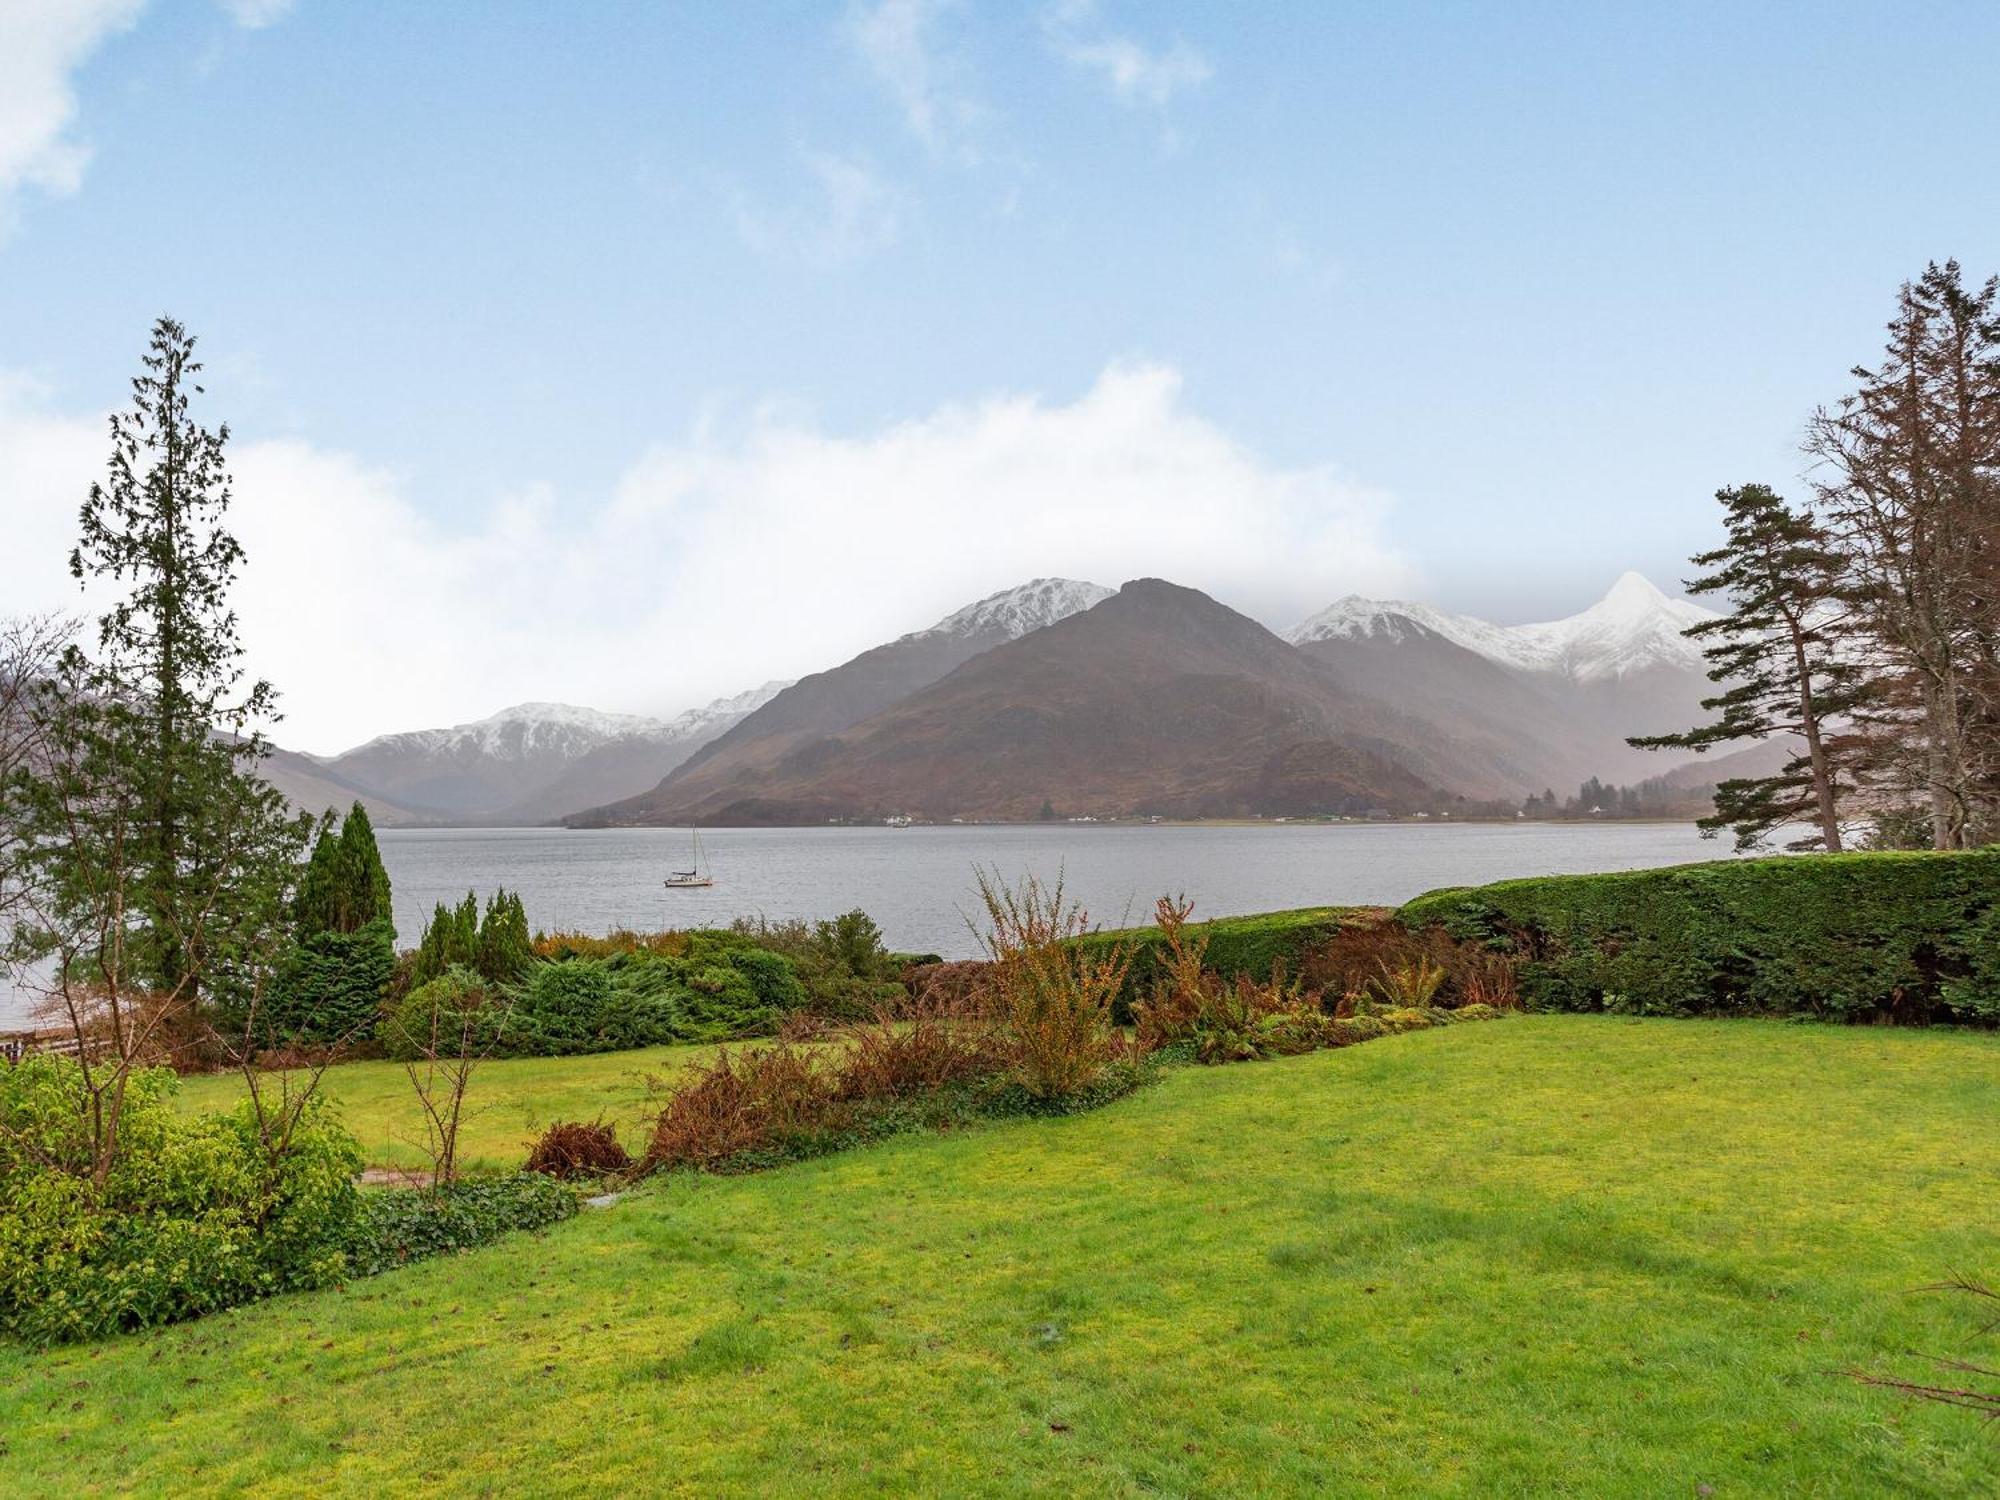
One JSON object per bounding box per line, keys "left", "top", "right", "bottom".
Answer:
{"left": 1, "top": 361, "right": 1416, "bottom": 752}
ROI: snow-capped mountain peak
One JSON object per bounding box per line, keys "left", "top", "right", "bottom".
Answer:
{"left": 1286, "top": 573, "right": 1715, "bottom": 682}
{"left": 913, "top": 578, "right": 1114, "bottom": 643}
{"left": 654, "top": 681, "right": 791, "bottom": 740}
{"left": 337, "top": 685, "right": 794, "bottom": 763}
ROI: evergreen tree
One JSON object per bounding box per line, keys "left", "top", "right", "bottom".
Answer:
{"left": 268, "top": 802, "right": 396, "bottom": 1042}
{"left": 293, "top": 803, "right": 392, "bottom": 935}
{"left": 476, "top": 889, "right": 533, "bottom": 985}
{"left": 16, "top": 318, "right": 311, "bottom": 1012}
{"left": 411, "top": 892, "right": 484, "bottom": 987}
{"left": 293, "top": 815, "right": 341, "bottom": 935}
{"left": 1631, "top": 483, "right": 1869, "bottom": 850}
{"left": 333, "top": 803, "right": 392, "bottom": 931}
{"left": 1806, "top": 262, "right": 2000, "bottom": 847}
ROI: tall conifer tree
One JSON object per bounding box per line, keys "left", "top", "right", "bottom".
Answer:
{"left": 1631, "top": 484, "right": 1869, "bottom": 850}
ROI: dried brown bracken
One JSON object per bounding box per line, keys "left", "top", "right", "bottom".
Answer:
{"left": 523, "top": 1118, "right": 633, "bottom": 1179}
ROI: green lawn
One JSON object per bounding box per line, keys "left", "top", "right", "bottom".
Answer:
{"left": 11, "top": 1017, "right": 2000, "bottom": 1496}
{"left": 173, "top": 1044, "right": 719, "bottom": 1173}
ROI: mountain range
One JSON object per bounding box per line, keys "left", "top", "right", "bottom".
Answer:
{"left": 275, "top": 572, "right": 1733, "bottom": 828}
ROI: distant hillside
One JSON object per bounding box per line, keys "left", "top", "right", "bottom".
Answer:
{"left": 1288, "top": 572, "right": 1719, "bottom": 787}
{"left": 316, "top": 686, "right": 784, "bottom": 825}
{"left": 592, "top": 578, "right": 1113, "bottom": 822}
{"left": 256, "top": 745, "right": 435, "bottom": 827}
{"left": 585, "top": 579, "right": 1446, "bottom": 824}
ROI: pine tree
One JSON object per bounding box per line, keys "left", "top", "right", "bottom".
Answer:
{"left": 334, "top": 803, "right": 392, "bottom": 930}
{"left": 476, "top": 889, "right": 532, "bottom": 984}
{"left": 293, "top": 815, "right": 341, "bottom": 934}
{"left": 33, "top": 317, "right": 310, "bottom": 1007}
{"left": 1631, "top": 483, "right": 1870, "bottom": 850}
{"left": 1807, "top": 262, "right": 2000, "bottom": 847}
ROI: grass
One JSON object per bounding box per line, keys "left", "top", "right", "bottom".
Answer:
{"left": 9, "top": 1016, "right": 1998, "bottom": 1496}
{"left": 172, "top": 1044, "right": 722, "bottom": 1174}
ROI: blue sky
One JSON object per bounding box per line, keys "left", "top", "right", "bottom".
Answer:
{"left": 4, "top": 1, "right": 1997, "bottom": 749}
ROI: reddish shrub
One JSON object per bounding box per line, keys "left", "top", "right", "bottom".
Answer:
{"left": 899, "top": 960, "right": 991, "bottom": 1015}
{"left": 1299, "top": 915, "right": 1516, "bottom": 1010}
{"left": 828, "top": 1007, "right": 1002, "bottom": 1102}
{"left": 644, "top": 1044, "right": 841, "bottom": 1171}
{"left": 974, "top": 870, "right": 1129, "bottom": 1100}
{"left": 524, "top": 1118, "right": 632, "bottom": 1179}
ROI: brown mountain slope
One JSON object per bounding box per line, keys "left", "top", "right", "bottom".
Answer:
{"left": 258, "top": 746, "right": 435, "bottom": 827}
{"left": 586, "top": 579, "right": 1458, "bottom": 825}
{"left": 648, "top": 579, "right": 1112, "bottom": 810}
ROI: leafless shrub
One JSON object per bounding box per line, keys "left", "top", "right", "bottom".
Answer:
{"left": 524, "top": 1118, "right": 632, "bottom": 1179}
{"left": 645, "top": 1043, "right": 841, "bottom": 1170}
{"left": 397, "top": 975, "right": 511, "bottom": 1187}
{"left": 1847, "top": 1275, "right": 2000, "bottom": 1423}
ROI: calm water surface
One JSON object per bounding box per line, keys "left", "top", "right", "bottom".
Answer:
{"left": 2, "top": 821, "right": 1737, "bottom": 1027}
{"left": 380, "top": 821, "right": 1731, "bottom": 959}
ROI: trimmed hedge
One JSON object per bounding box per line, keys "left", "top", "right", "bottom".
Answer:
{"left": 1072, "top": 907, "right": 1360, "bottom": 1017}
{"left": 1398, "top": 850, "right": 2000, "bottom": 1024}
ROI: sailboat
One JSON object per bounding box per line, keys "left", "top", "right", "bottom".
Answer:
{"left": 663, "top": 827, "right": 715, "bottom": 889}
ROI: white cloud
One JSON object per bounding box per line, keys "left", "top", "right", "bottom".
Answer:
{"left": 847, "top": 0, "right": 989, "bottom": 161}
{"left": 1043, "top": 0, "right": 1211, "bottom": 111}
{"left": 0, "top": 0, "right": 146, "bottom": 230}
{"left": 2, "top": 364, "right": 1414, "bottom": 754}
{"left": 728, "top": 151, "right": 903, "bottom": 267}
{"left": 219, "top": 0, "right": 294, "bottom": 27}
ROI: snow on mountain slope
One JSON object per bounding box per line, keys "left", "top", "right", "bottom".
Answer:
{"left": 653, "top": 682, "right": 791, "bottom": 742}
{"left": 910, "top": 578, "right": 1114, "bottom": 643}
{"left": 336, "top": 685, "right": 789, "bottom": 764}
{"left": 318, "top": 683, "right": 793, "bottom": 821}
{"left": 1287, "top": 572, "right": 1715, "bottom": 682}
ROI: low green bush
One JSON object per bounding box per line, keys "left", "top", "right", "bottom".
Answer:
{"left": 346, "top": 1174, "right": 576, "bottom": 1277}
{"left": 508, "top": 959, "right": 668, "bottom": 1054}
{"left": 0, "top": 1056, "right": 363, "bottom": 1347}
{"left": 260, "top": 918, "right": 396, "bottom": 1043}
{"left": 1399, "top": 850, "right": 2000, "bottom": 1023}
{"left": 380, "top": 966, "right": 499, "bottom": 1061}
{"left": 1073, "top": 907, "right": 1358, "bottom": 1019}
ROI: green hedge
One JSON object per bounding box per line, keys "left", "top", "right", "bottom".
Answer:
{"left": 1397, "top": 850, "right": 2000, "bottom": 1024}
{"left": 262, "top": 919, "right": 396, "bottom": 1043}
{"left": 1072, "top": 907, "right": 1358, "bottom": 1017}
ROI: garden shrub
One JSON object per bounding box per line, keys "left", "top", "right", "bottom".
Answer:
{"left": 645, "top": 1043, "right": 844, "bottom": 1171}
{"left": 976, "top": 871, "right": 1130, "bottom": 1099}
{"left": 828, "top": 1005, "right": 1002, "bottom": 1102}
{"left": 491, "top": 945, "right": 802, "bottom": 1058}
{"left": 523, "top": 1119, "right": 632, "bottom": 1179}
{"left": 1074, "top": 906, "right": 1355, "bottom": 1019}
{"left": 674, "top": 960, "right": 779, "bottom": 1041}
{"left": 1399, "top": 850, "right": 2000, "bottom": 1023}
{"left": 346, "top": 1173, "right": 575, "bottom": 1276}
{"left": 260, "top": 918, "right": 396, "bottom": 1043}
{"left": 507, "top": 959, "right": 672, "bottom": 1055}
{"left": 380, "top": 965, "right": 499, "bottom": 1061}
{"left": 728, "top": 912, "right": 903, "bottom": 1018}
{"left": 0, "top": 1055, "right": 363, "bottom": 1347}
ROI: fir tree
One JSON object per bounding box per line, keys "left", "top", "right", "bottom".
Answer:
{"left": 476, "top": 889, "right": 533, "bottom": 985}
{"left": 19, "top": 318, "right": 311, "bottom": 1010}
{"left": 294, "top": 803, "right": 392, "bottom": 936}
{"left": 334, "top": 803, "right": 392, "bottom": 930}
{"left": 293, "top": 815, "right": 342, "bottom": 935}
{"left": 1630, "top": 483, "right": 1869, "bottom": 850}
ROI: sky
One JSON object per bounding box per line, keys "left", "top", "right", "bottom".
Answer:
{"left": 2, "top": 1, "right": 1997, "bottom": 753}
